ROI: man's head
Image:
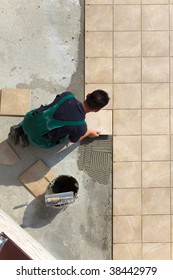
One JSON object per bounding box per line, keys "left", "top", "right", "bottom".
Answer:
{"left": 85, "top": 89, "right": 110, "bottom": 112}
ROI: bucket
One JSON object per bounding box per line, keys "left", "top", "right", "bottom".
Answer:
{"left": 45, "top": 175, "right": 79, "bottom": 208}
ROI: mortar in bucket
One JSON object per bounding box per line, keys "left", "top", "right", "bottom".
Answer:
{"left": 45, "top": 175, "right": 79, "bottom": 208}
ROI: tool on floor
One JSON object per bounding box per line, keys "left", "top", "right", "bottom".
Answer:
{"left": 45, "top": 191, "right": 75, "bottom": 207}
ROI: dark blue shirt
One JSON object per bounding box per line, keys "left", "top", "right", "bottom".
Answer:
{"left": 35, "top": 92, "right": 87, "bottom": 143}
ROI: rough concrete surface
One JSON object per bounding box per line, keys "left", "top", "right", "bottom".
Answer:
{"left": 0, "top": 0, "right": 112, "bottom": 259}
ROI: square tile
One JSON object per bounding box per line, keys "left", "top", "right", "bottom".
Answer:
{"left": 114, "top": 109, "right": 141, "bottom": 135}
{"left": 86, "top": 110, "right": 112, "bottom": 135}
{"left": 114, "top": 32, "right": 141, "bottom": 57}
{"left": 142, "top": 0, "right": 169, "bottom": 3}
{"left": 85, "top": 5, "right": 113, "bottom": 31}
{"left": 171, "top": 84, "right": 173, "bottom": 108}
{"left": 142, "top": 215, "right": 170, "bottom": 242}
{"left": 170, "top": 110, "right": 173, "bottom": 134}
{"left": 0, "top": 140, "right": 20, "bottom": 165}
{"left": 142, "top": 58, "right": 169, "bottom": 83}
{"left": 86, "top": 0, "right": 113, "bottom": 3}
{"left": 113, "top": 189, "right": 141, "bottom": 215}
{"left": 18, "top": 160, "right": 56, "bottom": 197}
{"left": 85, "top": 84, "right": 113, "bottom": 109}
{"left": 171, "top": 136, "right": 173, "bottom": 160}
{"left": 142, "top": 135, "right": 170, "bottom": 161}
{"left": 142, "top": 243, "right": 170, "bottom": 260}
{"left": 170, "top": 58, "right": 173, "bottom": 82}
{"left": 171, "top": 189, "right": 173, "bottom": 213}
{"left": 142, "top": 83, "right": 169, "bottom": 108}
{"left": 142, "top": 188, "right": 170, "bottom": 214}
{"left": 168, "top": 31, "right": 173, "bottom": 56}
{"left": 115, "top": 0, "right": 141, "bottom": 3}
{"left": 114, "top": 58, "right": 141, "bottom": 83}
{"left": 142, "top": 5, "right": 169, "bottom": 30}
{"left": 113, "top": 162, "right": 141, "bottom": 188}
{"left": 114, "top": 136, "right": 141, "bottom": 161}
{"left": 142, "top": 161, "right": 170, "bottom": 188}
{"left": 142, "top": 109, "right": 169, "bottom": 135}
{"left": 85, "top": 58, "right": 112, "bottom": 83}
{"left": 170, "top": 6, "right": 173, "bottom": 30}
{"left": 0, "top": 88, "right": 31, "bottom": 116}
{"left": 113, "top": 216, "right": 141, "bottom": 243}
{"left": 85, "top": 32, "right": 112, "bottom": 58}
{"left": 113, "top": 244, "right": 141, "bottom": 260}
{"left": 170, "top": 164, "right": 173, "bottom": 187}
{"left": 114, "top": 5, "right": 141, "bottom": 31}
{"left": 114, "top": 84, "right": 141, "bottom": 109}
{"left": 142, "top": 31, "right": 169, "bottom": 56}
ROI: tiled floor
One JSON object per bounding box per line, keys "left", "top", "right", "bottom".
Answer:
{"left": 85, "top": 0, "right": 173, "bottom": 259}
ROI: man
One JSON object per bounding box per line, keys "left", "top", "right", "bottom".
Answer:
{"left": 8, "top": 89, "right": 109, "bottom": 148}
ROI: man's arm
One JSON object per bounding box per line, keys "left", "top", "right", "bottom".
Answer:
{"left": 79, "top": 129, "right": 101, "bottom": 141}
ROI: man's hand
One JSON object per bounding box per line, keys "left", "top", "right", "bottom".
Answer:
{"left": 79, "top": 129, "right": 101, "bottom": 141}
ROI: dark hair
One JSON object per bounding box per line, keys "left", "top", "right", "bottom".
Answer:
{"left": 51, "top": 175, "right": 79, "bottom": 197}
{"left": 85, "top": 89, "right": 110, "bottom": 110}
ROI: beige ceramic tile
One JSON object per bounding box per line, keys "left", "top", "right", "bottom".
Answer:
{"left": 114, "top": 32, "right": 141, "bottom": 57}
{"left": 113, "top": 244, "right": 141, "bottom": 260}
{"left": 171, "top": 189, "right": 173, "bottom": 213}
{"left": 85, "top": 84, "right": 113, "bottom": 109}
{"left": 114, "top": 5, "right": 141, "bottom": 31}
{"left": 86, "top": 110, "right": 112, "bottom": 135}
{"left": 142, "top": 215, "right": 170, "bottom": 242}
{"left": 142, "top": 135, "right": 170, "bottom": 161}
{"left": 113, "top": 189, "right": 141, "bottom": 215}
{"left": 115, "top": 0, "right": 141, "bottom": 3}
{"left": 170, "top": 32, "right": 173, "bottom": 56}
{"left": 171, "top": 164, "right": 173, "bottom": 187}
{"left": 142, "top": 0, "right": 169, "bottom": 3}
{"left": 142, "top": 243, "right": 170, "bottom": 260}
{"left": 171, "top": 84, "right": 173, "bottom": 108}
{"left": 142, "top": 161, "right": 170, "bottom": 188}
{"left": 142, "top": 109, "right": 169, "bottom": 135}
{"left": 170, "top": 110, "right": 173, "bottom": 134}
{"left": 85, "top": 58, "right": 112, "bottom": 83}
{"left": 170, "top": 136, "right": 173, "bottom": 160}
{"left": 114, "top": 110, "right": 141, "bottom": 135}
{"left": 85, "top": 5, "right": 113, "bottom": 31}
{"left": 114, "top": 84, "right": 141, "bottom": 109}
{"left": 18, "top": 160, "right": 56, "bottom": 197}
{"left": 0, "top": 140, "right": 20, "bottom": 165}
{"left": 142, "top": 188, "right": 170, "bottom": 214}
{"left": 142, "top": 31, "right": 169, "bottom": 56}
{"left": 114, "top": 136, "right": 141, "bottom": 161}
{"left": 142, "top": 58, "right": 169, "bottom": 83}
{"left": 0, "top": 88, "right": 31, "bottom": 116}
{"left": 113, "top": 216, "right": 141, "bottom": 243}
{"left": 142, "top": 5, "right": 169, "bottom": 30}
{"left": 142, "top": 83, "right": 169, "bottom": 108}
{"left": 170, "top": 58, "right": 173, "bottom": 82}
{"left": 85, "top": 32, "right": 112, "bottom": 58}
{"left": 170, "top": 6, "right": 173, "bottom": 30}
{"left": 113, "top": 162, "right": 141, "bottom": 188}
{"left": 86, "top": 0, "right": 113, "bottom": 3}
{"left": 114, "top": 58, "right": 141, "bottom": 83}
{"left": 172, "top": 216, "right": 173, "bottom": 242}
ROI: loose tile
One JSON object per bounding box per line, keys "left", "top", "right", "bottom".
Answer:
{"left": 142, "top": 135, "right": 170, "bottom": 161}
{"left": 114, "top": 32, "right": 141, "bottom": 57}
{"left": 114, "top": 5, "right": 141, "bottom": 31}
{"left": 0, "top": 88, "right": 31, "bottom": 116}
{"left": 142, "top": 83, "right": 169, "bottom": 108}
{"left": 113, "top": 189, "right": 141, "bottom": 215}
{"left": 113, "top": 162, "right": 141, "bottom": 188}
{"left": 85, "top": 5, "right": 113, "bottom": 31}
{"left": 114, "top": 84, "right": 141, "bottom": 109}
{"left": 114, "top": 109, "right": 141, "bottom": 135}
{"left": 142, "top": 215, "right": 170, "bottom": 242}
{"left": 113, "top": 216, "right": 141, "bottom": 243}
{"left": 0, "top": 140, "right": 20, "bottom": 165}
{"left": 85, "top": 58, "right": 112, "bottom": 83}
{"left": 142, "top": 58, "right": 169, "bottom": 83}
{"left": 18, "top": 160, "right": 56, "bottom": 197}
{"left": 142, "top": 161, "right": 170, "bottom": 188}
{"left": 114, "top": 58, "right": 141, "bottom": 83}
{"left": 142, "top": 243, "right": 170, "bottom": 260}
{"left": 86, "top": 110, "right": 112, "bottom": 135}
{"left": 85, "top": 32, "right": 112, "bottom": 58}
{"left": 85, "top": 84, "right": 113, "bottom": 110}
{"left": 142, "top": 188, "right": 170, "bottom": 215}
{"left": 113, "top": 244, "right": 141, "bottom": 260}
{"left": 142, "top": 109, "right": 169, "bottom": 135}
{"left": 142, "top": 5, "right": 169, "bottom": 30}
{"left": 142, "top": 31, "right": 169, "bottom": 56}
{"left": 114, "top": 136, "right": 141, "bottom": 161}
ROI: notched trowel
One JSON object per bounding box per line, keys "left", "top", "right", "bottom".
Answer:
{"left": 45, "top": 191, "right": 75, "bottom": 207}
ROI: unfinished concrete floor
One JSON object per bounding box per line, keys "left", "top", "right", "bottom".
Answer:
{"left": 0, "top": 0, "right": 112, "bottom": 259}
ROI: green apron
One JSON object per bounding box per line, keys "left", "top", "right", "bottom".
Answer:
{"left": 21, "top": 93, "right": 86, "bottom": 148}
